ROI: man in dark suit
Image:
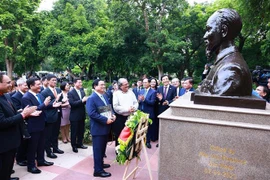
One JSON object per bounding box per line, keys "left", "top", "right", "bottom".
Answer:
{"left": 0, "top": 73, "right": 36, "bottom": 180}
{"left": 179, "top": 77, "right": 195, "bottom": 96}
{"left": 157, "top": 75, "right": 177, "bottom": 115}
{"left": 86, "top": 79, "right": 115, "bottom": 178}
{"left": 68, "top": 78, "right": 88, "bottom": 153}
{"left": 40, "top": 76, "right": 48, "bottom": 92}
{"left": 156, "top": 75, "right": 176, "bottom": 147}
{"left": 11, "top": 78, "right": 28, "bottom": 110}
{"left": 41, "top": 74, "right": 63, "bottom": 159}
{"left": 138, "top": 78, "right": 157, "bottom": 149}
{"left": 22, "top": 78, "right": 54, "bottom": 174}
{"left": 11, "top": 78, "right": 29, "bottom": 166}
{"left": 132, "top": 80, "right": 143, "bottom": 99}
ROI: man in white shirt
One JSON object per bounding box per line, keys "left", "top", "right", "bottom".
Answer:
{"left": 112, "top": 78, "right": 138, "bottom": 146}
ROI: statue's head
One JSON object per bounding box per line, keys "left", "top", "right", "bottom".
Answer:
{"left": 203, "top": 8, "right": 242, "bottom": 59}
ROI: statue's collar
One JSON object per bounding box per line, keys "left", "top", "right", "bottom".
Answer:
{"left": 215, "top": 46, "right": 238, "bottom": 65}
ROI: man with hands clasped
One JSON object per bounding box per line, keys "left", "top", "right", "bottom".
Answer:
{"left": 68, "top": 78, "right": 89, "bottom": 153}
{"left": 112, "top": 78, "right": 138, "bottom": 147}
{"left": 86, "top": 79, "right": 116, "bottom": 178}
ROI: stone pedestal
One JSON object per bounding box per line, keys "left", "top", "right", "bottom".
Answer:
{"left": 158, "top": 93, "right": 270, "bottom": 180}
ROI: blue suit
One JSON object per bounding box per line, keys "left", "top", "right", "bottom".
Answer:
{"left": 86, "top": 92, "right": 111, "bottom": 173}
{"left": 11, "top": 91, "right": 28, "bottom": 163}
{"left": 21, "top": 92, "right": 48, "bottom": 168}
{"left": 179, "top": 87, "right": 195, "bottom": 96}
{"left": 138, "top": 88, "right": 157, "bottom": 143}
{"left": 11, "top": 91, "right": 23, "bottom": 111}
{"left": 132, "top": 87, "right": 143, "bottom": 99}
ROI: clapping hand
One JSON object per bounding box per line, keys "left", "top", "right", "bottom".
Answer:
{"left": 21, "top": 106, "right": 37, "bottom": 118}
{"left": 157, "top": 93, "right": 163, "bottom": 101}
{"left": 44, "top": 96, "right": 51, "bottom": 106}
{"left": 138, "top": 95, "right": 145, "bottom": 102}
{"left": 53, "top": 101, "right": 62, "bottom": 108}
{"left": 82, "top": 96, "right": 89, "bottom": 103}
{"left": 30, "top": 110, "right": 42, "bottom": 116}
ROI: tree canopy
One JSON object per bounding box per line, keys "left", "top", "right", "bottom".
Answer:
{"left": 0, "top": 0, "right": 269, "bottom": 82}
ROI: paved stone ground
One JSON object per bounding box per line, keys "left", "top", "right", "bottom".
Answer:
{"left": 13, "top": 141, "right": 159, "bottom": 180}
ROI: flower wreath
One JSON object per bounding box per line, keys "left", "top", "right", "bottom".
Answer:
{"left": 115, "top": 110, "right": 152, "bottom": 165}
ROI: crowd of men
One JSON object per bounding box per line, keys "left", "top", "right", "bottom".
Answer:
{"left": 0, "top": 73, "right": 89, "bottom": 180}
{"left": 0, "top": 72, "right": 196, "bottom": 179}
{"left": 2, "top": 71, "right": 270, "bottom": 179}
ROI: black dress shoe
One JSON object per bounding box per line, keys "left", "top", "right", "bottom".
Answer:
{"left": 10, "top": 177, "right": 19, "bottom": 180}
{"left": 103, "top": 164, "right": 111, "bottom": 168}
{"left": 17, "top": 160, "right": 27, "bottom": 166}
{"left": 27, "top": 167, "right": 41, "bottom": 174}
{"left": 37, "top": 161, "right": 54, "bottom": 166}
{"left": 47, "top": 152, "right": 57, "bottom": 159}
{"left": 11, "top": 169, "right": 15, "bottom": 174}
{"left": 93, "top": 171, "right": 111, "bottom": 177}
{"left": 77, "top": 145, "right": 88, "bottom": 149}
{"left": 53, "top": 148, "right": 64, "bottom": 154}
{"left": 146, "top": 142, "right": 151, "bottom": 149}
{"left": 72, "top": 147, "right": 78, "bottom": 153}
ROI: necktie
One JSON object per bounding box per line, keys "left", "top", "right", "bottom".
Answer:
{"left": 53, "top": 88, "right": 57, "bottom": 98}
{"left": 77, "top": 90, "right": 82, "bottom": 99}
{"left": 164, "top": 86, "right": 168, "bottom": 99}
{"left": 100, "top": 95, "right": 107, "bottom": 105}
{"left": 144, "top": 89, "right": 148, "bottom": 98}
{"left": 4, "top": 96, "right": 16, "bottom": 112}
{"left": 36, "top": 94, "right": 42, "bottom": 104}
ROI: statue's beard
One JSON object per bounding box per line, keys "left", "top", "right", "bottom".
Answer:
{"left": 206, "top": 49, "right": 213, "bottom": 60}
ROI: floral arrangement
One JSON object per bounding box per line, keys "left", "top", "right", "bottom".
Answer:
{"left": 115, "top": 110, "right": 152, "bottom": 165}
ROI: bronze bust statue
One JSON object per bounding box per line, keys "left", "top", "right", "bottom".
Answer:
{"left": 198, "top": 8, "right": 252, "bottom": 96}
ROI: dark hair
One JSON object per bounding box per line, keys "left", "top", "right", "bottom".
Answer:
{"left": 185, "top": 77, "right": 194, "bottom": 85}
{"left": 92, "top": 79, "right": 101, "bottom": 89}
{"left": 73, "top": 78, "right": 81, "bottom": 84}
{"left": 60, "top": 81, "right": 68, "bottom": 91}
{"left": 41, "top": 76, "right": 47, "bottom": 82}
{"left": 150, "top": 78, "right": 158, "bottom": 90}
{"left": 26, "top": 77, "right": 39, "bottom": 89}
{"left": 46, "top": 74, "right": 57, "bottom": 81}
{"left": 160, "top": 74, "right": 169, "bottom": 81}
{"left": 143, "top": 78, "right": 151, "bottom": 83}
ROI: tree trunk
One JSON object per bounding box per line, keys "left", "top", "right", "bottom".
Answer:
{"left": 5, "top": 59, "right": 14, "bottom": 79}
{"left": 66, "top": 68, "right": 76, "bottom": 81}
{"left": 87, "top": 63, "right": 94, "bottom": 79}
{"left": 157, "top": 64, "right": 163, "bottom": 80}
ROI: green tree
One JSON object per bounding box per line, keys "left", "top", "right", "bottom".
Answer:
{"left": 0, "top": 0, "right": 41, "bottom": 78}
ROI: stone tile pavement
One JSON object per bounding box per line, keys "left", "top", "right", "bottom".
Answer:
{"left": 13, "top": 141, "right": 159, "bottom": 180}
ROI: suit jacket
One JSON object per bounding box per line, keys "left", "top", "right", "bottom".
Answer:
{"left": 68, "top": 88, "right": 86, "bottom": 122}
{"left": 179, "top": 87, "right": 194, "bottom": 96}
{"left": 86, "top": 92, "right": 111, "bottom": 136}
{"left": 138, "top": 88, "right": 156, "bottom": 120}
{"left": 21, "top": 92, "right": 48, "bottom": 133}
{"left": 11, "top": 91, "right": 23, "bottom": 111}
{"left": 41, "top": 87, "right": 62, "bottom": 123}
{"left": 157, "top": 85, "right": 177, "bottom": 115}
{"left": 0, "top": 94, "right": 24, "bottom": 153}
{"left": 132, "top": 87, "right": 143, "bottom": 99}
